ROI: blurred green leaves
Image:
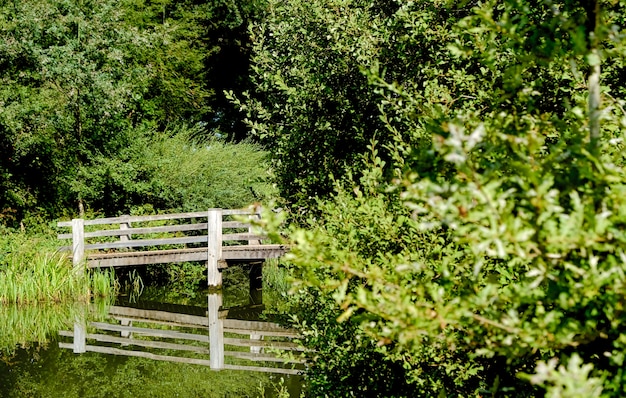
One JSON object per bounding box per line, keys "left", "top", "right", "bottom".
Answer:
{"left": 249, "top": 0, "right": 626, "bottom": 396}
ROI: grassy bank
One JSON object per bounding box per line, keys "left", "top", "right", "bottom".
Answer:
{"left": 0, "top": 231, "right": 117, "bottom": 305}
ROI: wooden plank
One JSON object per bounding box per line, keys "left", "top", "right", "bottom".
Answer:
{"left": 59, "top": 330, "right": 211, "bottom": 354}
{"left": 108, "top": 316, "right": 229, "bottom": 329}
{"left": 58, "top": 209, "right": 259, "bottom": 227}
{"left": 108, "top": 306, "right": 210, "bottom": 326}
{"left": 59, "top": 223, "right": 210, "bottom": 240}
{"left": 222, "top": 233, "right": 267, "bottom": 241}
{"left": 222, "top": 221, "right": 253, "bottom": 229}
{"left": 223, "top": 338, "right": 302, "bottom": 351}
{"left": 72, "top": 219, "right": 85, "bottom": 272}
{"left": 222, "top": 245, "right": 288, "bottom": 260}
{"left": 208, "top": 293, "right": 224, "bottom": 369}
{"left": 248, "top": 213, "right": 261, "bottom": 246}
{"left": 59, "top": 220, "right": 254, "bottom": 236}
{"left": 222, "top": 364, "right": 301, "bottom": 375}
{"left": 84, "top": 245, "right": 288, "bottom": 268}
{"left": 58, "top": 223, "right": 260, "bottom": 240}
{"left": 60, "top": 343, "right": 215, "bottom": 366}
{"left": 58, "top": 343, "right": 300, "bottom": 374}
{"left": 87, "top": 248, "right": 209, "bottom": 268}
{"left": 223, "top": 319, "right": 298, "bottom": 336}
{"left": 73, "top": 322, "right": 86, "bottom": 353}
{"left": 58, "top": 331, "right": 302, "bottom": 363}
{"left": 58, "top": 212, "right": 208, "bottom": 227}
{"left": 224, "top": 350, "right": 305, "bottom": 364}
{"left": 119, "top": 215, "right": 131, "bottom": 243}
{"left": 90, "top": 322, "right": 209, "bottom": 342}
{"left": 94, "top": 333, "right": 211, "bottom": 354}
{"left": 84, "top": 235, "right": 208, "bottom": 250}
{"left": 222, "top": 209, "right": 262, "bottom": 216}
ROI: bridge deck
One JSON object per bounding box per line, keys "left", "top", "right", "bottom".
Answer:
{"left": 86, "top": 244, "right": 288, "bottom": 268}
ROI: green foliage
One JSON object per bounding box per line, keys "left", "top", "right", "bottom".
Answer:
{"left": 72, "top": 125, "right": 276, "bottom": 216}
{"left": 118, "top": 0, "right": 214, "bottom": 128}
{"left": 524, "top": 354, "right": 605, "bottom": 398}
{"left": 234, "top": 0, "right": 390, "bottom": 207}
{"left": 249, "top": 0, "right": 626, "bottom": 396}
{"left": 0, "top": 0, "right": 269, "bottom": 222}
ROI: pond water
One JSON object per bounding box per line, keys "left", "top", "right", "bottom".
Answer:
{"left": 0, "top": 270, "right": 304, "bottom": 398}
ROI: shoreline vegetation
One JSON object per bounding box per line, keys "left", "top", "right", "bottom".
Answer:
{"left": 0, "top": 229, "right": 116, "bottom": 355}
{"left": 0, "top": 230, "right": 117, "bottom": 306}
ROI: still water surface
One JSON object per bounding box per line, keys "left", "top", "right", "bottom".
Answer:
{"left": 0, "top": 280, "right": 304, "bottom": 397}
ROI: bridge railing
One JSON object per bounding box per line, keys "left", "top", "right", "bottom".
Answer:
{"left": 58, "top": 209, "right": 288, "bottom": 286}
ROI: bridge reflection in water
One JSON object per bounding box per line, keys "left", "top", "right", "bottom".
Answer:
{"left": 58, "top": 290, "right": 305, "bottom": 375}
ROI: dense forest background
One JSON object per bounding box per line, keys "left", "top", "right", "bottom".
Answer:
{"left": 0, "top": 0, "right": 268, "bottom": 225}
{"left": 2, "top": 0, "right": 626, "bottom": 396}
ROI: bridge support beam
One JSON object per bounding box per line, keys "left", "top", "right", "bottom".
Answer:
{"left": 207, "top": 209, "right": 223, "bottom": 287}
{"left": 249, "top": 262, "right": 263, "bottom": 305}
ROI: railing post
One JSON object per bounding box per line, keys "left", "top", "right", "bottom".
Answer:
{"left": 249, "top": 262, "right": 263, "bottom": 304}
{"left": 207, "top": 209, "right": 223, "bottom": 287}
{"left": 72, "top": 218, "right": 85, "bottom": 274}
{"left": 208, "top": 293, "right": 224, "bottom": 370}
{"left": 119, "top": 215, "right": 132, "bottom": 244}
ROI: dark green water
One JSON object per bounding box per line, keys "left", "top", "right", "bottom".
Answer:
{"left": 0, "top": 277, "right": 304, "bottom": 398}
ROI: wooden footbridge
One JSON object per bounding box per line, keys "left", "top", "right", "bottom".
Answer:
{"left": 58, "top": 208, "right": 288, "bottom": 286}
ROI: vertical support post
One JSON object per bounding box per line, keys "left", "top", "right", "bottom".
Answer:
{"left": 208, "top": 293, "right": 224, "bottom": 370}
{"left": 119, "top": 215, "right": 132, "bottom": 245}
{"left": 207, "top": 209, "right": 223, "bottom": 287}
{"left": 73, "top": 321, "right": 86, "bottom": 354}
{"left": 72, "top": 218, "right": 85, "bottom": 274}
{"left": 249, "top": 262, "right": 263, "bottom": 305}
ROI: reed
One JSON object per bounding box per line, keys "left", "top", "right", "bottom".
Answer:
{"left": 0, "top": 231, "right": 118, "bottom": 305}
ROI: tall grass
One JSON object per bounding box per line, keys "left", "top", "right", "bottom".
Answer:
{"left": 0, "top": 231, "right": 117, "bottom": 305}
